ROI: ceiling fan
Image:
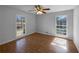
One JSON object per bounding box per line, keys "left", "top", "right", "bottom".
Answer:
{"left": 28, "top": 5, "right": 50, "bottom": 15}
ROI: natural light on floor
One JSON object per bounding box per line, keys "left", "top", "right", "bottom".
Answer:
{"left": 51, "top": 37, "right": 67, "bottom": 50}
{"left": 16, "top": 29, "right": 24, "bottom": 37}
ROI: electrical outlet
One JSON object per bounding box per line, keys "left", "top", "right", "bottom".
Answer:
{"left": 46, "top": 32, "right": 48, "bottom": 33}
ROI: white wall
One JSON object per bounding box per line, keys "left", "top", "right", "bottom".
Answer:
{"left": 0, "top": 6, "right": 4, "bottom": 43}
{"left": 36, "top": 13, "right": 55, "bottom": 35}
{"left": 0, "top": 6, "right": 36, "bottom": 45}
{"left": 36, "top": 10, "right": 73, "bottom": 39}
{"left": 73, "top": 6, "right": 79, "bottom": 52}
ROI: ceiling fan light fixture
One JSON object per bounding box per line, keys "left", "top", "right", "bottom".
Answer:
{"left": 37, "top": 11, "right": 43, "bottom": 15}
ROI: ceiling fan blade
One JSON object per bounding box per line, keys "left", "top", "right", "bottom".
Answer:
{"left": 42, "top": 11, "right": 46, "bottom": 14}
{"left": 35, "top": 5, "right": 43, "bottom": 11}
{"left": 35, "top": 5, "right": 38, "bottom": 8}
{"left": 43, "top": 8, "right": 50, "bottom": 10}
{"left": 35, "top": 5, "right": 39, "bottom": 11}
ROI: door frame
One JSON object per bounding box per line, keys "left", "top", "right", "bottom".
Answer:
{"left": 16, "top": 15, "right": 26, "bottom": 38}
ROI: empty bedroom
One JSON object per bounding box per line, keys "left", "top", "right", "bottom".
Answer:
{"left": 0, "top": 5, "right": 79, "bottom": 53}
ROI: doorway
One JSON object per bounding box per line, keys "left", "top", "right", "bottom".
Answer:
{"left": 16, "top": 16, "right": 26, "bottom": 37}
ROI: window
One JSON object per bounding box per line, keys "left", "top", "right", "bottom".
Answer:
{"left": 56, "top": 15, "right": 67, "bottom": 37}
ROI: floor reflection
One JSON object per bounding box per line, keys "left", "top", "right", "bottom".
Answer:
{"left": 51, "top": 37, "right": 67, "bottom": 50}
{"left": 16, "top": 38, "right": 28, "bottom": 52}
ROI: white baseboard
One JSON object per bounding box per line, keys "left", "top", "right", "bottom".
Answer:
{"left": 36, "top": 32, "right": 73, "bottom": 39}
{"left": 36, "top": 32, "right": 54, "bottom": 36}
{"left": 0, "top": 32, "right": 35, "bottom": 45}
{"left": 0, "top": 39, "right": 16, "bottom": 45}
{"left": 73, "top": 40, "right": 79, "bottom": 52}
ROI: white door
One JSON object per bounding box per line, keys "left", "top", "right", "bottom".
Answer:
{"left": 55, "top": 15, "right": 68, "bottom": 38}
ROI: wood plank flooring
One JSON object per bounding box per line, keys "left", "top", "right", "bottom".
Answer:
{"left": 0, "top": 33, "right": 78, "bottom": 53}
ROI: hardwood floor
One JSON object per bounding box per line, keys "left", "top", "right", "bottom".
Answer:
{"left": 0, "top": 33, "right": 78, "bottom": 53}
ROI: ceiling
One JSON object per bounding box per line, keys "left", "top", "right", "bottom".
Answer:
{"left": 8, "top": 5, "right": 77, "bottom": 14}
